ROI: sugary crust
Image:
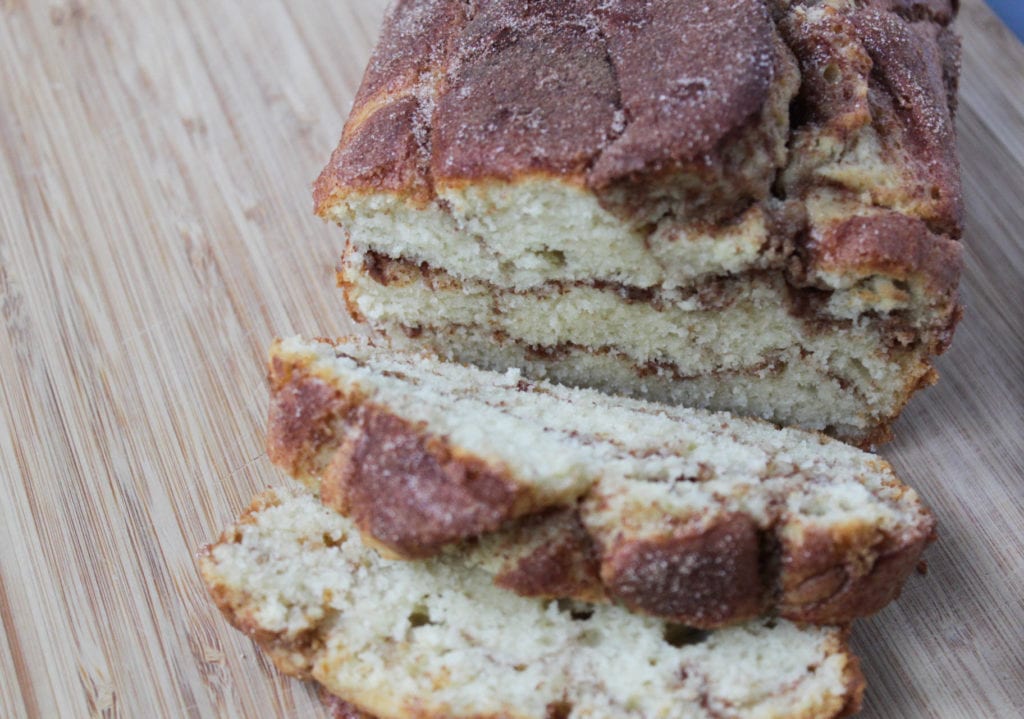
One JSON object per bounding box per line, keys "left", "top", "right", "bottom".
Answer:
{"left": 800, "top": 212, "right": 962, "bottom": 298}
{"left": 431, "top": 2, "right": 619, "bottom": 182}
{"left": 854, "top": 9, "right": 963, "bottom": 233}
{"left": 314, "top": 97, "right": 431, "bottom": 207}
{"left": 266, "top": 354, "right": 362, "bottom": 482}
{"left": 596, "top": 512, "right": 766, "bottom": 626}
{"left": 584, "top": 0, "right": 791, "bottom": 218}
{"left": 591, "top": 0, "right": 776, "bottom": 177}
{"left": 781, "top": 3, "right": 962, "bottom": 237}
{"left": 315, "top": 0, "right": 802, "bottom": 222}
{"left": 313, "top": 1, "right": 468, "bottom": 211}
{"left": 778, "top": 520, "right": 937, "bottom": 623}
{"left": 349, "top": 0, "right": 467, "bottom": 111}
{"left": 320, "top": 406, "right": 529, "bottom": 559}
{"left": 315, "top": 0, "right": 962, "bottom": 232}
{"left": 268, "top": 340, "right": 935, "bottom": 628}
{"left": 792, "top": 209, "right": 964, "bottom": 354}
{"left": 862, "top": 0, "right": 958, "bottom": 25}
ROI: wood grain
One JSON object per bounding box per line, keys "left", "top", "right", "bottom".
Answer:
{"left": 0, "top": 1, "right": 1020, "bottom": 717}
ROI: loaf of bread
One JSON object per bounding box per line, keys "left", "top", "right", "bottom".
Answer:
{"left": 266, "top": 336, "right": 934, "bottom": 628}
{"left": 200, "top": 488, "right": 865, "bottom": 719}
{"left": 317, "top": 0, "right": 963, "bottom": 446}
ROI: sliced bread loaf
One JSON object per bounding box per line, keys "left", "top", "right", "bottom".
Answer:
{"left": 266, "top": 336, "right": 935, "bottom": 628}
{"left": 317, "top": 0, "right": 964, "bottom": 445}
{"left": 200, "top": 488, "right": 865, "bottom": 719}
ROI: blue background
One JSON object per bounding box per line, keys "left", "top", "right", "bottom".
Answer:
{"left": 988, "top": 0, "right": 1024, "bottom": 40}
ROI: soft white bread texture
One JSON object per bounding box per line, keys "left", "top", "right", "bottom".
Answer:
{"left": 200, "top": 488, "right": 865, "bottom": 719}
{"left": 266, "top": 336, "right": 935, "bottom": 628}
{"left": 319, "top": 0, "right": 964, "bottom": 446}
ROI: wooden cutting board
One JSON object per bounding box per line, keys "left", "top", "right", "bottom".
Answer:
{"left": 1, "top": 1, "right": 1021, "bottom": 716}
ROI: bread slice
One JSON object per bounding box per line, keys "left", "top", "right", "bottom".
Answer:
{"left": 266, "top": 336, "right": 935, "bottom": 628}
{"left": 316, "top": 0, "right": 964, "bottom": 446}
{"left": 200, "top": 488, "right": 865, "bottom": 719}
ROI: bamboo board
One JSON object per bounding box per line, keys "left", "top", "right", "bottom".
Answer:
{"left": 0, "top": 1, "right": 1021, "bottom": 716}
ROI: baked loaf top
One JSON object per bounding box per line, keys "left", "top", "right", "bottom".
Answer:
{"left": 200, "top": 488, "right": 865, "bottom": 719}
{"left": 317, "top": 0, "right": 792, "bottom": 221}
{"left": 267, "top": 336, "right": 935, "bottom": 628}
{"left": 315, "top": 0, "right": 962, "bottom": 238}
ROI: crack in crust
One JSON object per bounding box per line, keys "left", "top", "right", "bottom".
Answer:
{"left": 780, "top": 2, "right": 963, "bottom": 237}
{"left": 268, "top": 342, "right": 936, "bottom": 629}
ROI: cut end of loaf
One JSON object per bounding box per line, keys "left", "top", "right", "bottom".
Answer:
{"left": 316, "top": 0, "right": 964, "bottom": 447}
{"left": 337, "top": 217, "right": 960, "bottom": 447}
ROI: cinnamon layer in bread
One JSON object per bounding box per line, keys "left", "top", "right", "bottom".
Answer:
{"left": 339, "top": 190, "right": 961, "bottom": 445}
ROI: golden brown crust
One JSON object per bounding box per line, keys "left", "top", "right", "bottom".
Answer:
{"left": 321, "top": 406, "right": 527, "bottom": 559}
{"left": 781, "top": 4, "right": 963, "bottom": 237}
{"left": 314, "top": 97, "right": 432, "bottom": 209}
{"left": 597, "top": 513, "right": 766, "bottom": 627}
{"left": 802, "top": 212, "right": 962, "bottom": 297}
{"left": 266, "top": 356, "right": 360, "bottom": 480}
{"left": 794, "top": 210, "right": 964, "bottom": 354}
{"left": 584, "top": 0, "right": 794, "bottom": 220}
{"left": 316, "top": 0, "right": 801, "bottom": 223}
{"left": 853, "top": 9, "right": 963, "bottom": 235}
{"left": 313, "top": 0, "right": 468, "bottom": 212}
{"left": 590, "top": 0, "right": 776, "bottom": 177}
{"left": 267, "top": 341, "right": 935, "bottom": 628}
{"left": 778, "top": 5, "right": 874, "bottom": 134}
{"left": 317, "top": 0, "right": 961, "bottom": 228}
{"left": 778, "top": 515, "right": 937, "bottom": 623}
{"left": 431, "top": 1, "right": 619, "bottom": 182}
{"left": 349, "top": 0, "right": 468, "bottom": 112}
